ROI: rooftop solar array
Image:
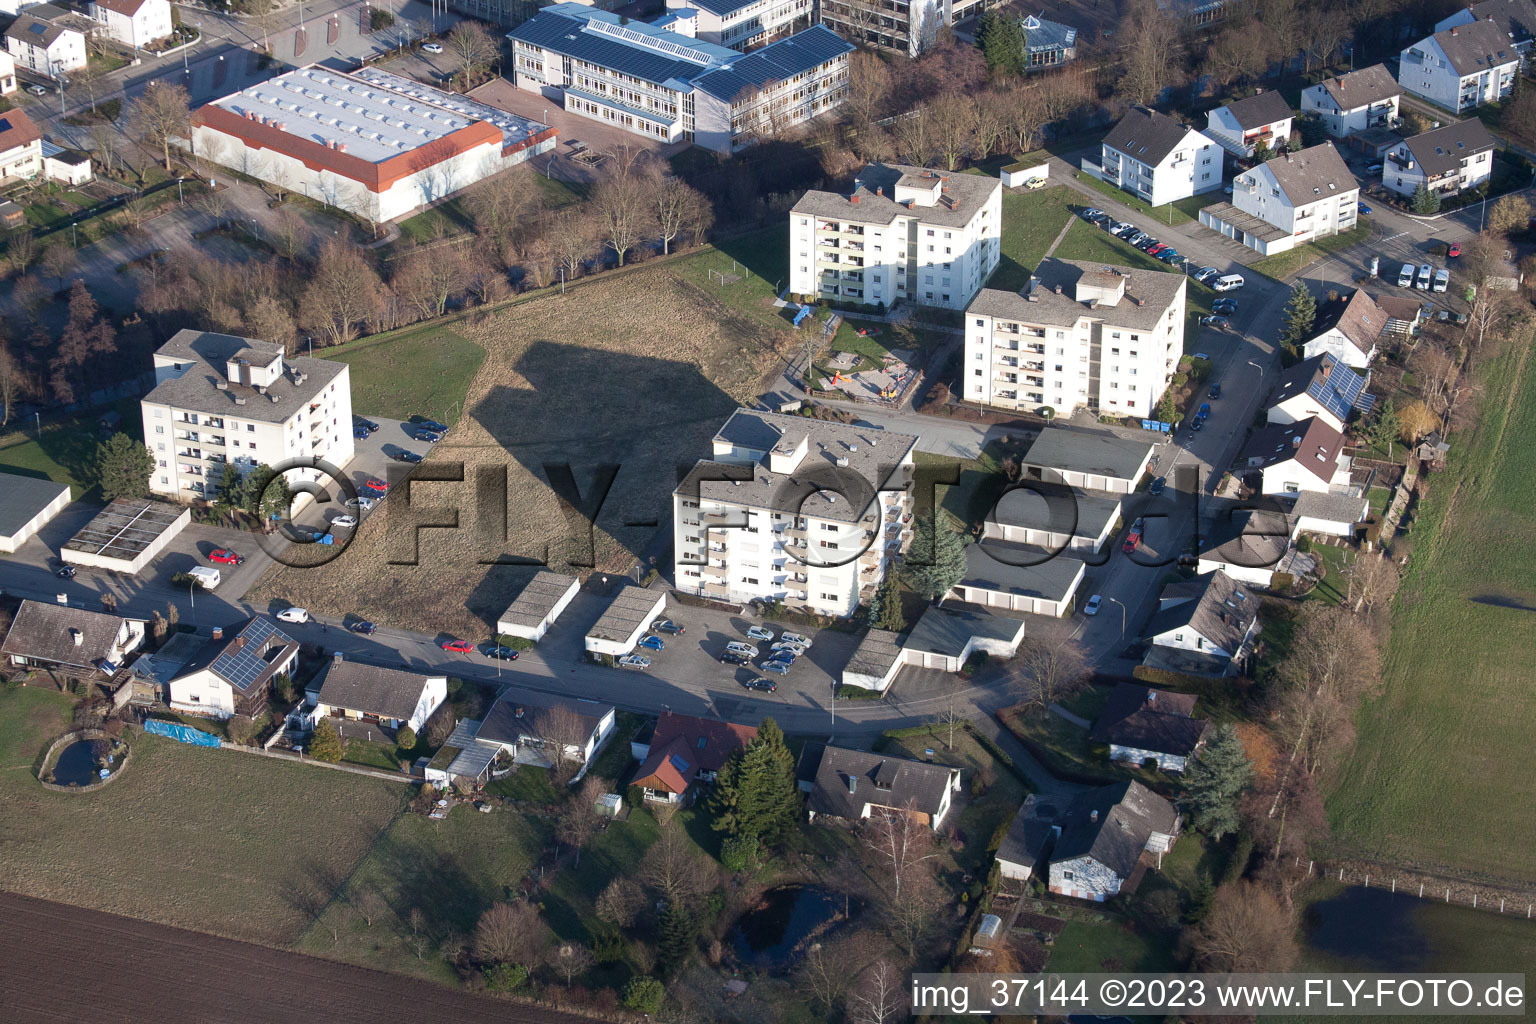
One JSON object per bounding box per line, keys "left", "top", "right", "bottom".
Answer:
{"left": 63, "top": 499, "right": 185, "bottom": 559}
{"left": 211, "top": 618, "right": 294, "bottom": 693}
{"left": 1307, "top": 361, "right": 1370, "bottom": 423}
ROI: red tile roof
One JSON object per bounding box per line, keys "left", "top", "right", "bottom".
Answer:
{"left": 0, "top": 109, "right": 43, "bottom": 155}
{"left": 632, "top": 712, "right": 757, "bottom": 795}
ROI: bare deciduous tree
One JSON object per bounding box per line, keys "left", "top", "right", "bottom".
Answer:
{"left": 861, "top": 800, "right": 938, "bottom": 900}
{"left": 446, "top": 20, "right": 497, "bottom": 83}
{"left": 465, "top": 168, "right": 543, "bottom": 264}
{"left": 843, "top": 50, "right": 892, "bottom": 130}
{"left": 929, "top": 92, "right": 975, "bottom": 171}
{"left": 4, "top": 229, "right": 35, "bottom": 277}
{"left": 548, "top": 209, "right": 597, "bottom": 282}
{"left": 1010, "top": 638, "right": 1089, "bottom": 715}
{"left": 555, "top": 775, "right": 606, "bottom": 865}
{"left": 848, "top": 958, "right": 906, "bottom": 1024}
{"left": 595, "top": 877, "right": 646, "bottom": 929}
{"left": 1192, "top": 882, "right": 1299, "bottom": 971}
{"left": 1120, "top": 0, "right": 1184, "bottom": 106}
{"left": 653, "top": 173, "right": 703, "bottom": 255}
{"left": 0, "top": 343, "right": 28, "bottom": 427}
{"left": 1344, "top": 552, "right": 1400, "bottom": 616}
{"left": 392, "top": 245, "right": 466, "bottom": 320}
{"left": 641, "top": 820, "right": 707, "bottom": 907}
{"left": 474, "top": 901, "right": 550, "bottom": 967}
{"left": 127, "top": 81, "right": 191, "bottom": 172}
{"left": 592, "top": 163, "right": 655, "bottom": 267}
{"left": 89, "top": 123, "right": 119, "bottom": 177}
{"left": 551, "top": 942, "right": 594, "bottom": 987}
{"left": 300, "top": 239, "right": 383, "bottom": 345}
{"left": 891, "top": 105, "right": 934, "bottom": 167}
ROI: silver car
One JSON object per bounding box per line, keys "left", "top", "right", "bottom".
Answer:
{"left": 725, "top": 642, "right": 759, "bottom": 659}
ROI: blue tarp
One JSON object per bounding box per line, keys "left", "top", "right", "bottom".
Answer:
{"left": 144, "top": 719, "right": 222, "bottom": 748}
{"left": 792, "top": 305, "right": 812, "bottom": 327}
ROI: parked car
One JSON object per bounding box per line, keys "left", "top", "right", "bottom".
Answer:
{"left": 1111, "top": 222, "right": 1135, "bottom": 237}
{"left": 1198, "top": 402, "right": 1211, "bottom": 419}
{"left": 1083, "top": 594, "right": 1103, "bottom": 616}
{"left": 1149, "top": 476, "right": 1167, "bottom": 496}
{"left": 440, "top": 638, "right": 475, "bottom": 653}
{"left": 720, "top": 651, "right": 748, "bottom": 665}
{"left": 655, "top": 619, "right": 685, "bottom": 634}
{"left": 208, "top": 548, "right": 244, "bottom": 565}
{"left": 1398, "top": 262, "right": 1416, "bottom": 287}
{"left": 618, "top": 654, "right": 651, "bottom": 670}
{"left": 771, "top": 642, "right": 806, "bottom": 657}
{"left": 26, "top": 85, "right": 47, "bottom": 96}
{"left": 1024, "top": 177, "right": 1047, "bottom": 190}
{"left": 392, "top": 451, "right": 423, "bottom": 464}
{"left": 415, "top": 429, "right": 444, "bottom": 444}
{"left": 780, "top": 631, "right": 812, "bottom": 648}
{"left": 1447, "top": 243, "right": 1462, "bottom": 258}
{"left": 1156, "top": 249, "right": 1182, "bottom": 264}
{"left": 1135, "top": 237, "right": 1159, "bottom": 251}
{"left": 354, "top": 425, "right": 371, "bottom": 439}
{"left": 355, "top": 417, "right": 379, "bottom": 433}
{"left": 1190, "top": 416, "right": 1205, "bottom": 432}
{"left": 1213, "top": 273, "right": 1245, "bottom": 291}
{"left": 421, "top": 41, "right": 444, "bottom": 53}
{"left": 1145, "top": 242, "right": 1167, "bottom": 256}
{"left": 1433, "top": 268, "right": 1450, "bottom": 293}
{"left": 55, "top": 565, "right": 76, "bottom": 579}
{"left": 1200, "top": 315, "right": 1230, "bottom": 328}
{"left": 637, "top": 634, "right": 665, "bottom": 651}
{"left": 362, "top": 477, "right": 389, "bottom": 493}
{"left": 745, "top": 625, "right": 775, "bottom": 642}
{"left": 1194, "top": 266, "right": 1219, "bottom": 284}
{"left": 482, "top": 644, "right": 519, "bottom": 660}
{"left": 762, "top": 661, "right": 792, "bottom": 675}
{"left": 1088, "top": 211, "right": 1111, "bottom": 226}
{"left": 1366, "top": 163, "right": 1384, "bottom": 175}
{"left": 765, "top": 651, "right": 796, "bottom": 666}
{"left": 1127, "top": 232, "right": 1150, "bottom": 247}
{"left": 725, "top": 642, "right": 759, "bottom": 658}
{"left": 1122, "top": 531, "right": 1142, "bottom": 554}
{"left": 743, "top": 677, "right": 778, "bottom": 692}
{"left": 1079, "top": 207, "right": 1103, "bottom": 221}
{"left": 416, "top": 419, "right": 448, "bottom": 432}
{"left": 344, "top": 496, "right": 376, "bottom": 511}
{"left": 1358, "top": 203, "right": 1372, "bottom": 216}
{"left": 331, "top": 514, "right": 358, "bottom": 530}
{"left": 1208, "top": 382, "right": 1222, "bottom": 399}
{"left": 347, "top": 620, "right": 376, "bottom": 634}
{"left": 1212, "top": 299, "right": 1237, "bottom": 314}
{"left": 276, "top": 607, "right": 310, "bottom": 624}
{"left": 1416, "top": 263, "right": 1434, "bottom": 290}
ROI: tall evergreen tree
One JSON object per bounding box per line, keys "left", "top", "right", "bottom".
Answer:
{"left": 1180, "top": 724, "right": 1253, "bottom": 839}
{"left": 95, "top": 432, "right": 154, "bottom": 502}
{"left": 978, "top": 10, "right": 1027, "bottom": 76}
{"left": 710, "top": 717, "right": 799, "bottom": 842}
{"left": 657, "top": 902, "right": 695, "bottom": 978}
{"left": 309, "top": 718, "right": 344, "bottom": 763}
{"left": 902, "top": 511, "right": 969, "bottom": 601}
{"left": 1280, "top": 282, "right": 1317, "bottom": 351}
{"left": 867, "top": 573, "right": 907, "bottom": 632}
{"left": 1411, "top": 182, "right": 1440, "bottom": 215}
{"left": 1367, "top": 398, "right": 1401, "bottom": 457}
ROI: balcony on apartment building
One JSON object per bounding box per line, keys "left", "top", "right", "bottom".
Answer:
{"left": 704, "top": 582, "right": 731, "bottom": 598}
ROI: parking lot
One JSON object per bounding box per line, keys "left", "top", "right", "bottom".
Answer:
{"left": 288, "top": 417, "right": 436, "bottom": 536}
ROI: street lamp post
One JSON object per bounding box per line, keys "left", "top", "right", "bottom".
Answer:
{"left": 1105, "top": 596, "right": 1126, "bottom": 637}
{"left": 1247, "top": 359, "right": 1265, "bottom": 381}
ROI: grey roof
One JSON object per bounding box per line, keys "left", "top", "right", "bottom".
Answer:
{"left": 1102, "top": 105, "right": 1204, "bottom": 165}
{"left": 1289, "top": 489, "right": 1369, "bottom": 525}
{"left": 1401, "top": 119, "right": 1497, "bottom": 177}
{"left": 1316, "top": 64, "right": 1402, "bottom": 110}
{"left": 1259, "top": 143, "right": 1355, "bottom": 204}
{"left": 843, "top": 628, "right": 903, "bottom": 680}
{"left": 1427, "top": 17, "right": 1516, "bottom": 74}
{"left": 679, "top": 409, "right": 917, "bottom": 524}
{"left": 1021, "top": 425, "right": 1155, "bottom": 482}
{"left": 1090, "top": 682, "right": 1207, "bottom": 756}
{"left": 989, "top": 483, "right": 1121, "bottom": 539}
{"left": 586, "top": 585, "right": 665, "bottom": 644}
{"left": 172, "top": 617, "right": 299, "bottom": 694}
{"left": 0, "top": 473, "right": 68, "bottom": 537}
{"left": 498, "top": 571, "right": 579, "bottom": 629}
{"left": 62, "top": 499, "right": 186, "bottom": 561}
{"left": 0, "top": 601, "right": 137, "bottom": 672}
{"left": 960, "top": 540, "right": 1085, "bottom": 602}
{"left": 806, "top": 744, "right": 959, "bottom": 821}
{"left": 1456, "top": 0, "right": 1536, "bottom": 43}
{"left": 791, "top": 162, "right": 1002, "bottom": 229}
{"left": 143, "top": 330, "right": 349, "bottom": 424}
{"left": 475, "top": 687, "right": 612, "bottom": 747}
{"left": 1313, "top": 289, "right": 1389, "bottom": 355}
{"left": 1021, "top": 13, "right": 1076, "bottom": 52}
{"left": 1241, "top": 416, "right": 1346, "bottom": 482}
{"left": 1198, "top": 506, "right": 1291, "bottom": 570}
{"left": 996, "top": 793, "right": 1056, "bottom": 871}
{"left": 1221, "top": 90, "right": 1293, "bottom": 130}
{"left": 314, "top": 657, "right": 439, "bottom": 721}
{"left": 6, "top": 11, "right": 76, "bottom": 46}
{"left": 1053, "top": 781, "right": 1178, "bottom": 878}
{"left": 969, "top": 258, "right": 1187, "bottom": 333}
{"left": 1144, "top": 570, "right": 1258, "bottom": 654}
{"left": 1269, "top": 353, "right": 1369, "bottom": 421}
{"left": 127, "top": 629, "right": 205, "bottom": 684}
{"left": 905, "top": 601, "right": 1026, "bottom": 659}
{"left": 1199, "top": 201, "right": 1290, "bottom": 243}
{"left": 693, "top": 27, "right": 853, "bottom": 102}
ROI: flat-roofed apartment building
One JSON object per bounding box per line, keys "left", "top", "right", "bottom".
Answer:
{"left": 819, "top": 0, "right": 987, "bottom": 56}
{"left": 665, "top": 0, "right": 813, "bottom": 49}
{"left": 790, "top": 163, "right": 1002, "bottom": 310}
{"left": 964, "top": 258, "right": 1187, "bottom": 419}
{"left": 140, "top": 331, "right": 353, "bottom": 504}
{"left": 189, "top": 65, "right": 555, "bottom": 223}
{"left": 508, "top": 4, "right": 853, "bottom": 154}
{"left": 674, "top": 410, "right": 918, "bottom": 617}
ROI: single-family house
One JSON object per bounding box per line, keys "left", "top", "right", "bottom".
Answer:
{"left": 1374, "top": 293, "right": 1426, "bottom": 338}
{"left": 1201, "top": 143, "right": 1358, "bottom": 256}
{"left": 1204, "top": 90, "right": 1294, "bottom": 158}
{"left": 629, "top": 711, "right": 757, "bottom": 804}
{"left": 0, "top": 472, "right": 70, "bottom": 552}
{"left": 951, "top": 539, "right": 1086, "bottom": 617}
{"left": 1090, "top": 683, "right": 1208, "bottom": 772}
{"left": 1267, "top": 353, "right": 1373, "bottom": 432}
{"left": 167, "top": 618, "right": 300, "bottom": 719}
{"left": 1302, "top": 288, "right": 1391, "bottom": 368}
{"left": 88, "top": 0, "right": 173, "bottom": 49}
{"left": 1143, "top": 570, "right": 1260, "bottom": 676}
{"left": 995, "top": 792, "right": 1058, "bottom": 881}
{"left": 798, "top": 743, "right": 962, "bottom": 830}
{"left": 1240, "top": 416, "right": 1352, "bottom": 496}
{"left": 1437, "top": 0, "right": 1536, "bottom": 64}
{"left": 1400, "top": 20, "right": 1518, "bottom": 112}
{"left": 1382, "top": 119, "right": 1498, "bottom": 199}
{"left": 473, "top": 689, "right": 617, "bottom": 769}
{"left": 1021, "top": 13, "right": 1077, "bottom": 69}
{"left": 309, "top": 653, "right": 447, "bottom": 734}
{"left": 1289, "top": 490, "right": 1370, "bottom": 539}
{"left": 4, "top": 7, "right": 88, "bottom": 79}
{"left": 1301, "top": 65, "right": 1402, "bottom": 140}
{"left": 1, "top": 600, "right": 146, "bottom": 678}
{"left": 1098, "top": 105, "right": 1224, "bottom": 207}
{"left": 984, "top": 483, "right": 1122, "bottom": 554}
{"left": 0, "top": 108, "right": 44, "bottom": 183}
{"left": 1048, "top": 781, "right": 1179, "bottom": 900}
{"left": 1196, "top": 507, "right": 1293, "bottom": 588}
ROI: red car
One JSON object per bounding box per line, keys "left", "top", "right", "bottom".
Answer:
{"left": 1146, "top": 243, "right": 1167, "bottom": 256}
{"left": 1122, "top": 533, "right": 1142, "bottom": 554}
{"left": 362, "top": 477, "right": 389, "bottom": 493}
{"left": 1446, "top": 244, "right": 1461, "bottom": 258}
{"left": 208, "top": 548, "right": 244, "bottom": 565}
{"left": 440, "top": 638, "right": 475, "bottom": 653}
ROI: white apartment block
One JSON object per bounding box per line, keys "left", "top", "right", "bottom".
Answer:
{"left": 4, "top": 10, "right": 87, "bottom": 80}
{"left": 1203, "top": 90, "right": 1293, "bottom": 159}
{"left": 964, "top": 259, "right": 1187, "bottom": 420}
{"left": 674, "top": 410, "right": 918, "bottom": 618}
{"left": 1381, "top": 119, "right": 1497, "bottom": 199}
{"left": 1300, "top": 65, "right": 1402, "bottom": 139}
{"left": 789, "top": 163, "right": 1001, "bottom": 310}
{"left": 1437, "top": 0, "right": 1536, "bottom": 63}
{"left": 819, "top": 0, "right": 951, "bottom": 56}
{"left": 141, "top": 331, "right": 354, "bottom": 505}
{"left": 88, "top": 0, "right": 173, "bottom": 50}
{"left": 1203, "top": 143, "right": 1358, "bottom": 256}
{"left": 1400, "top": 20, "right": 1518, "bottom": 112}
{"left": 1099, "top": 105, "right": 1223, "bottom": 207}
{"left": 508, "top": 4, "right": 852, "bottom": 154}
{"left": 666, "top": 0, "right": 812, "bottom": 49}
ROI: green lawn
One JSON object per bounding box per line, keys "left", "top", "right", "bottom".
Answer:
{"left": 989, "top": 185, "right": 1079, "bottom": 290}
{"left": 704, "top": 222, "right": 791, "bottom": 299}
{"left": 1250, "top": 219, "right": 1373, "bottom": 281}
{"left": 1306, "top": 543, "right": 1354, "bottom": 605}
{"left": 328, "top": 323, "right": 486, "bottom": 424}
{"left": 1049, "top": 917, "right": 1179, "bottom": 972}
{"left": 0, "top": 396, "right": 142, "bottom": 499}
{"left": 1326, "top": 337, "right": 1536, "bottom": 884}
{"left": 912, "top": 435, "right": 1032, "bottom": 532}
{"left": 997, "top": 688, "right": 1126, "bottom": 786}
{"left": 1072, "top": 171, "right": 1195, "bottom": 224}
{"left": 1367, "top": 486, "right": 1392, "bottom": 517}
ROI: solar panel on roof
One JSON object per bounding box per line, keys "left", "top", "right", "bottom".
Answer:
{"left": 668, "top": 754, "right": 691, "bottom": 773}
{"left": 210, "top": 619, "right": 288, "bottom": 693}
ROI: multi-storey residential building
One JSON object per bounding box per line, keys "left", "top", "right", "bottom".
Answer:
{"left": 963, "top": 259, "right": 1187, "bottom": 419}
{"left": 508, "top": 5, "right": 852, "bottom": 154}
{"left": 140, "top": 331, "right": 354, "bottom": 504}
{"left": 1200, "top": 143, "right": 1358, "bottom": 255}
{"left": 4, "top": 6, "right": 87, "bottom": 80}
{"left": 1301, "top": 64, "right": 1402, "bottom": 140}
{"left": 1381, "top": 118, "right": 1497, "bottom": 199}
{"left": 673, "top": 410, "right": 918, "bottom": 618}
{"left": 88, "top": 0, "right": 172, "bottom": 49}
{"left": 1203, "top": 90, "right": 1293, "bottom": 159}
{"left": 665, "top": 0, "right": 813, "bottom": 49}
{"left": 789, "top": 163, "right": 1001, "bottom": 310}
{"left": 1099, "top": 106, "right": 1223, "bottom": 207}
{"left": 1400, "top": 20, "right": 1518, "bottom": 112}
{"left": 1437, "top": 0, "right": 1536, "bottom": 63}
{"left": 818, "top": 0, "right": 948, "bottom": 56}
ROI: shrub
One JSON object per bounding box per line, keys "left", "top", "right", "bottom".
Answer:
{"left": 483, "top": 962, "right": 528, "bottom": 993}
{"left": 623, "top": 977, "right": 665, "bottom": 1015}
{"left": 1270, "top": 572, "right": 1295, "bottom": 592}
{"left": 1294, "top": 535, "right": 1313, "bottom": 553}
{"left": 720, "top": 835, "right": 757, "bottom": 872}
{"left": 395, "top": 725, "right": 417, "bottom": 750}
{"left": 226, "top": 714, "right": 257, "bottom": 746}
{"left": 273, "top": 672, "right": 294, "bottom": 703}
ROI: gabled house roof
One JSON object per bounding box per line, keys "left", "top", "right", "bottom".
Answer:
{"left": 1220, "top": 90, "right": 1293, "bottom": 130}
{"left": 313, "top": 656, "right": 440, "bottom": 722}
{"left": 996, "top": 792, "right": 1056, "bottom": 873}
{"left": 5, "top": 11, "right": 80, "bottom": 47}
{"left": 1144, "top": 570, "right": 1259, "bottom": 653}
{"left": 1426, "top": 18, "right": 1517, "bottom": 74}
{"left": 1260, "top": 143, "right": 1355, "bottom": 204}
{"left": 1314, "top": 289, "right": 1389, "bottom": 356}
{"left": 1269, "top": 353, "right": 1372, "bottom": 422}
{"left": 1241, "top": 415, "right": 1347, "bottom": 483}
{"left": 1103, "top": 105, "right": 1205, "bottom": 165}
{"left": 1090, "top": 683, "right": 1208, "bottom": 757}
{"left": 800, "top": 744, "right": 959, "bottom": 821}
{"left": 1452, "top": 0, "right": 1536, "bottom": 44}
{"left": 0, "top": 601, "right": 139, "bottom": 673}
{"left": 476, "top": 689, "right": 612, "bottom": 748}
{"left": 1197, "top": 506, "right": 1291, "bottom": 571}
{"left": 1315, "top": 64, "right": 1402, "bottom": 110}
{"left": 0, "top": 109, "right": 43, "bottom": 156}
{"left": 170, "top": 617, "right": 298, "bottom": 694}
{"left": 1290, "top": 489, "right": 1370, "bottom": 526}
{"left": 1400, "top": 119, "right": 1498, "bottom": 177}
{"left": 632, "top": 711, "right": 757, "bottom": 795}
{"left": 1052, "top": 781, "right": 1178, "bottom": 878}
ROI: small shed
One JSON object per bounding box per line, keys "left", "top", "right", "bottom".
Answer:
{"left": 0, "top": 200, "right": 23, "bottom": 229}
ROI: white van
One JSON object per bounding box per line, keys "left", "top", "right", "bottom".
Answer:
{"left": 1432, "top": 268, "right": 1449, "bottom": 293}
{"left": 1213, "top": 274, "right": 1245, "bottom": 292}
{"left": 1397, "top": 263, "right": 1415, "bottom": 288}
{"left": 187, "top": 566, "right": 221, "bottom": 590}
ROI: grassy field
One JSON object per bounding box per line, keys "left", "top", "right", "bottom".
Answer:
{"left": 1326, "top": 338, "right": 1536, "bottom": 883}
{"left": 0, "top": 396, "right": 142, "bottom": 499}
{"left": 0, "top": 687, "right": 407, "bottom": 948}
{"left": 1072, "top": 171, "right": 1194, "bottom": 224}
{"left": 252, "top": 230, "right": 802, "bottom": 636}
{"left": 1250, "top": 219, "right": 1373, "bottom": 281}
{"left": 990, "top": 185, "right": 1079, "bottom": 290}
{"left": 329, "top": 323, "right": 487, "bottom": 423}
{"left": 396, "top": 175, "right": 586, "bottom": 244}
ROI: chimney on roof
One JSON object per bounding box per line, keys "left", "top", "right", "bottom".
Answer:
{"left": 876, "top": 186, "right": 883, "bottom": 196}
{"left": 234, "top": 637, "right": 247, "bottom": 650}
{"left": 333, "top": 651, "right": 344, "bottom": 663}
{"left": 1292, "top": 435, "right": 1303, "bottom": 447}
{"left": 1054, "top": 284, "right": 1063, "bottom": 294}
{"left": 850, "top": 194, "right": 860, "bottom": 204}
{"left": 1090, "top": 808, "right": 1099, "bottom": 823}
{"left": 1451, "top": 25, "right": 1458, "bottom": 34}
{"left": 1146, "top": 690, "right": 1156, "bottom": 703}
{"left": 70, "top": 628, "right": 83, "bottom": 647}
{"left": 212, "top": 626, "right": 223, "bottom": 641}
{"left": 515, "top": 706, "right": 525, "bottom": 718}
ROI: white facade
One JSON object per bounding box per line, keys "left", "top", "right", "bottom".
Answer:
{"left": 1301, "top": 67, "right": 1401, "bottom": 138}
{"left": 667, "top": 0, "right": 811, "bottom": 49}
{"left": 1253, "top": 454, "right": 1352, "bottom": 496}
{"left": 496, "top": 572, "right": 580, "bottom": 642}
{"left": 1400, "top": 23, "right": 1518, "bottom": 112}
{"left": 1269, "top": 391, "right": 1347, "bottom": 432}
{"left": 89, "top": 0, "right": 173, "bottom": 49}
{"left": 1147, "top": 613, "right": 1256, "bottom": 661}
{"left": 0, "top": 129, "right": 42, "bottom": 182}
{"left": 1204, "top": 101, "right": 1292, "bottom": 159}
{"left": 5, "top": 18, "right": 86, "bottom": 79}
{"left": 790, "top": 166, "right": 1002, "bottom": 311}
{"left": 818, "top": 0, "right": 949, "bottom": 56}
{"left": 0, "top": 49, "right": 15, "bottom": 95}
{"left": 1381, "top": 126, "right": 1495, "bottom": 200}
{"left": 1100, "top": 109, "right": 1223, "bottom": 207}
{"left": 1195, "top": 555, "right": 1275, "bottom": 589}
{"left": 0, "top": 476, "right": 69, "bottom": 553}
{"left": 1303, "top": 325, "right": 1376, "bottom": 369}
{"left": 1109, "top": 743, "right": 1194, "bottom": 772}
{"left": 1227, "top": 146, "right": 1359, "bottom": 253}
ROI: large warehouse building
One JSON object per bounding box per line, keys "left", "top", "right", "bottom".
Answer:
{"left": 188, "top": 65, "right": 556, "bottom": 223}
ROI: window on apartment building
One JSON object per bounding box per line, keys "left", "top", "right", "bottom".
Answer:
{"left": 926, "top": 292, "right": 934, "bottom": 300}
{"left": 1111, "top": 347, "right": 1120, "bottom": 355}
{"left": 924, "top": 275, "right": 933, "bottom": 284}
{"left": 683, "top": 569, "right": 701, "bottom": 579}
{"left": 1054, "top": 364, "right": 1063, "bottom": 372}
{"left": 944, "top": 248, "right": 951, "bottom": 255}
{"left": 944, "top": 231, "right": 952, "bottom": 238}
{"left": 248, "top": 424, "right": 255, "bottom": 432}
{"left": 943, "top": 294, "right": 950, "bottom": 303}
{"left": 975, "top": 318, "right": 984, "bottom": 326}
{"left": 158, "top": 460, "right": 166, "bottom": 468}
{"left": 1110, "top": 382, "right": 1119, "bottom": 389}
{"left": 873, "top": 275, "right": 881, "bottom": 283}
{"left": 975, "top": 369, "right": 983, "bottom": 376}
{"left": 926, "top": 229, "right": 934, "bottom": 236}
{"left": 155, "top": 442, "right": 165, "bottom": 451}
{"left": 742, "top": 576, "right": 759, "bottom": 585}
{"left": 821, "top": 593, "right": 839, "bottom": 602}
{"left": 155, "top": 425, "right": 164, "bottom": 434}
{"left": 1128, "top": 385, "right": 1138, "bottom": 392}
{"left": 160, "top": 476, "right": 168, "bottom": 485}
{"left": 1130, "top": 350, "right": 1138, "bottom": 357}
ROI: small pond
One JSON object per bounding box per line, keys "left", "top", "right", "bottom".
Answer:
{"left": 50, "top": 738, "right": 120, "bottom": 787}
{"left": 729, "top": 885, "right": 847, "bottom": 971}
{"left": 1303, "top": 886, "right": 1432, "bottom": 970}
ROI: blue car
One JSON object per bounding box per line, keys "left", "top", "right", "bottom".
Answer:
{"left": 1149, "top": 476, "right": 1166, "bottom": 496}
{"left": 416, "top": 419, "right": 448, "bottom": 433}
{"left": 637, "top": 634, "right": 664, "bottom": 651}
{"left": 1358, "top": 204, "right": 1372, "bottom": 216}
{"left": 766, "top": 652, "right": 795, "bottom": 666}
{"left": 353, "top": 425, "right": 370, "bottom": 439}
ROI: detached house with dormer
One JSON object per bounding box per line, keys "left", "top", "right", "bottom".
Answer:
{"left": 1143, "top": 570, "right": 1260, "bottom": 677}
{"left": 1047, "top": 782, "right": 1179, "bottom": 900}
{"left": 1302, "top": 288, "right": 1390, "bottom": 368}
{"left": 1240, "top": 416, "right": 1352, "bottom": 496}
{"left": 1437, "top": 0, "right": 1536, "bottom": 64}
{"left": 1098, "top": 105, "right": 1223, "bottom": 207}
{"left": 1267, "top": 353, "right": 1374, "bottom": 433}
{"left": 1400, "top": 20, "right": 1518, "bottom": 112}
{"left": 1381, "top": 119, "right": 1497, "bottom": 200}
{"left": 1091, "top": 683, "right": 1208, "bottom": 772}
{"left": 799, "top": 743, "right": 963, "bottom": 830}
{"left": 1204, "top": 90, "right": 1293, "bottom": 159}
{"left": 1301, "top": 64, "right": 1403, "bottom": 140}
{"left": 1201, "top": 143, "right": 1357, "bottom": 255}
{"left": 631, "top": 711, "right": 757, "bottom": 805}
